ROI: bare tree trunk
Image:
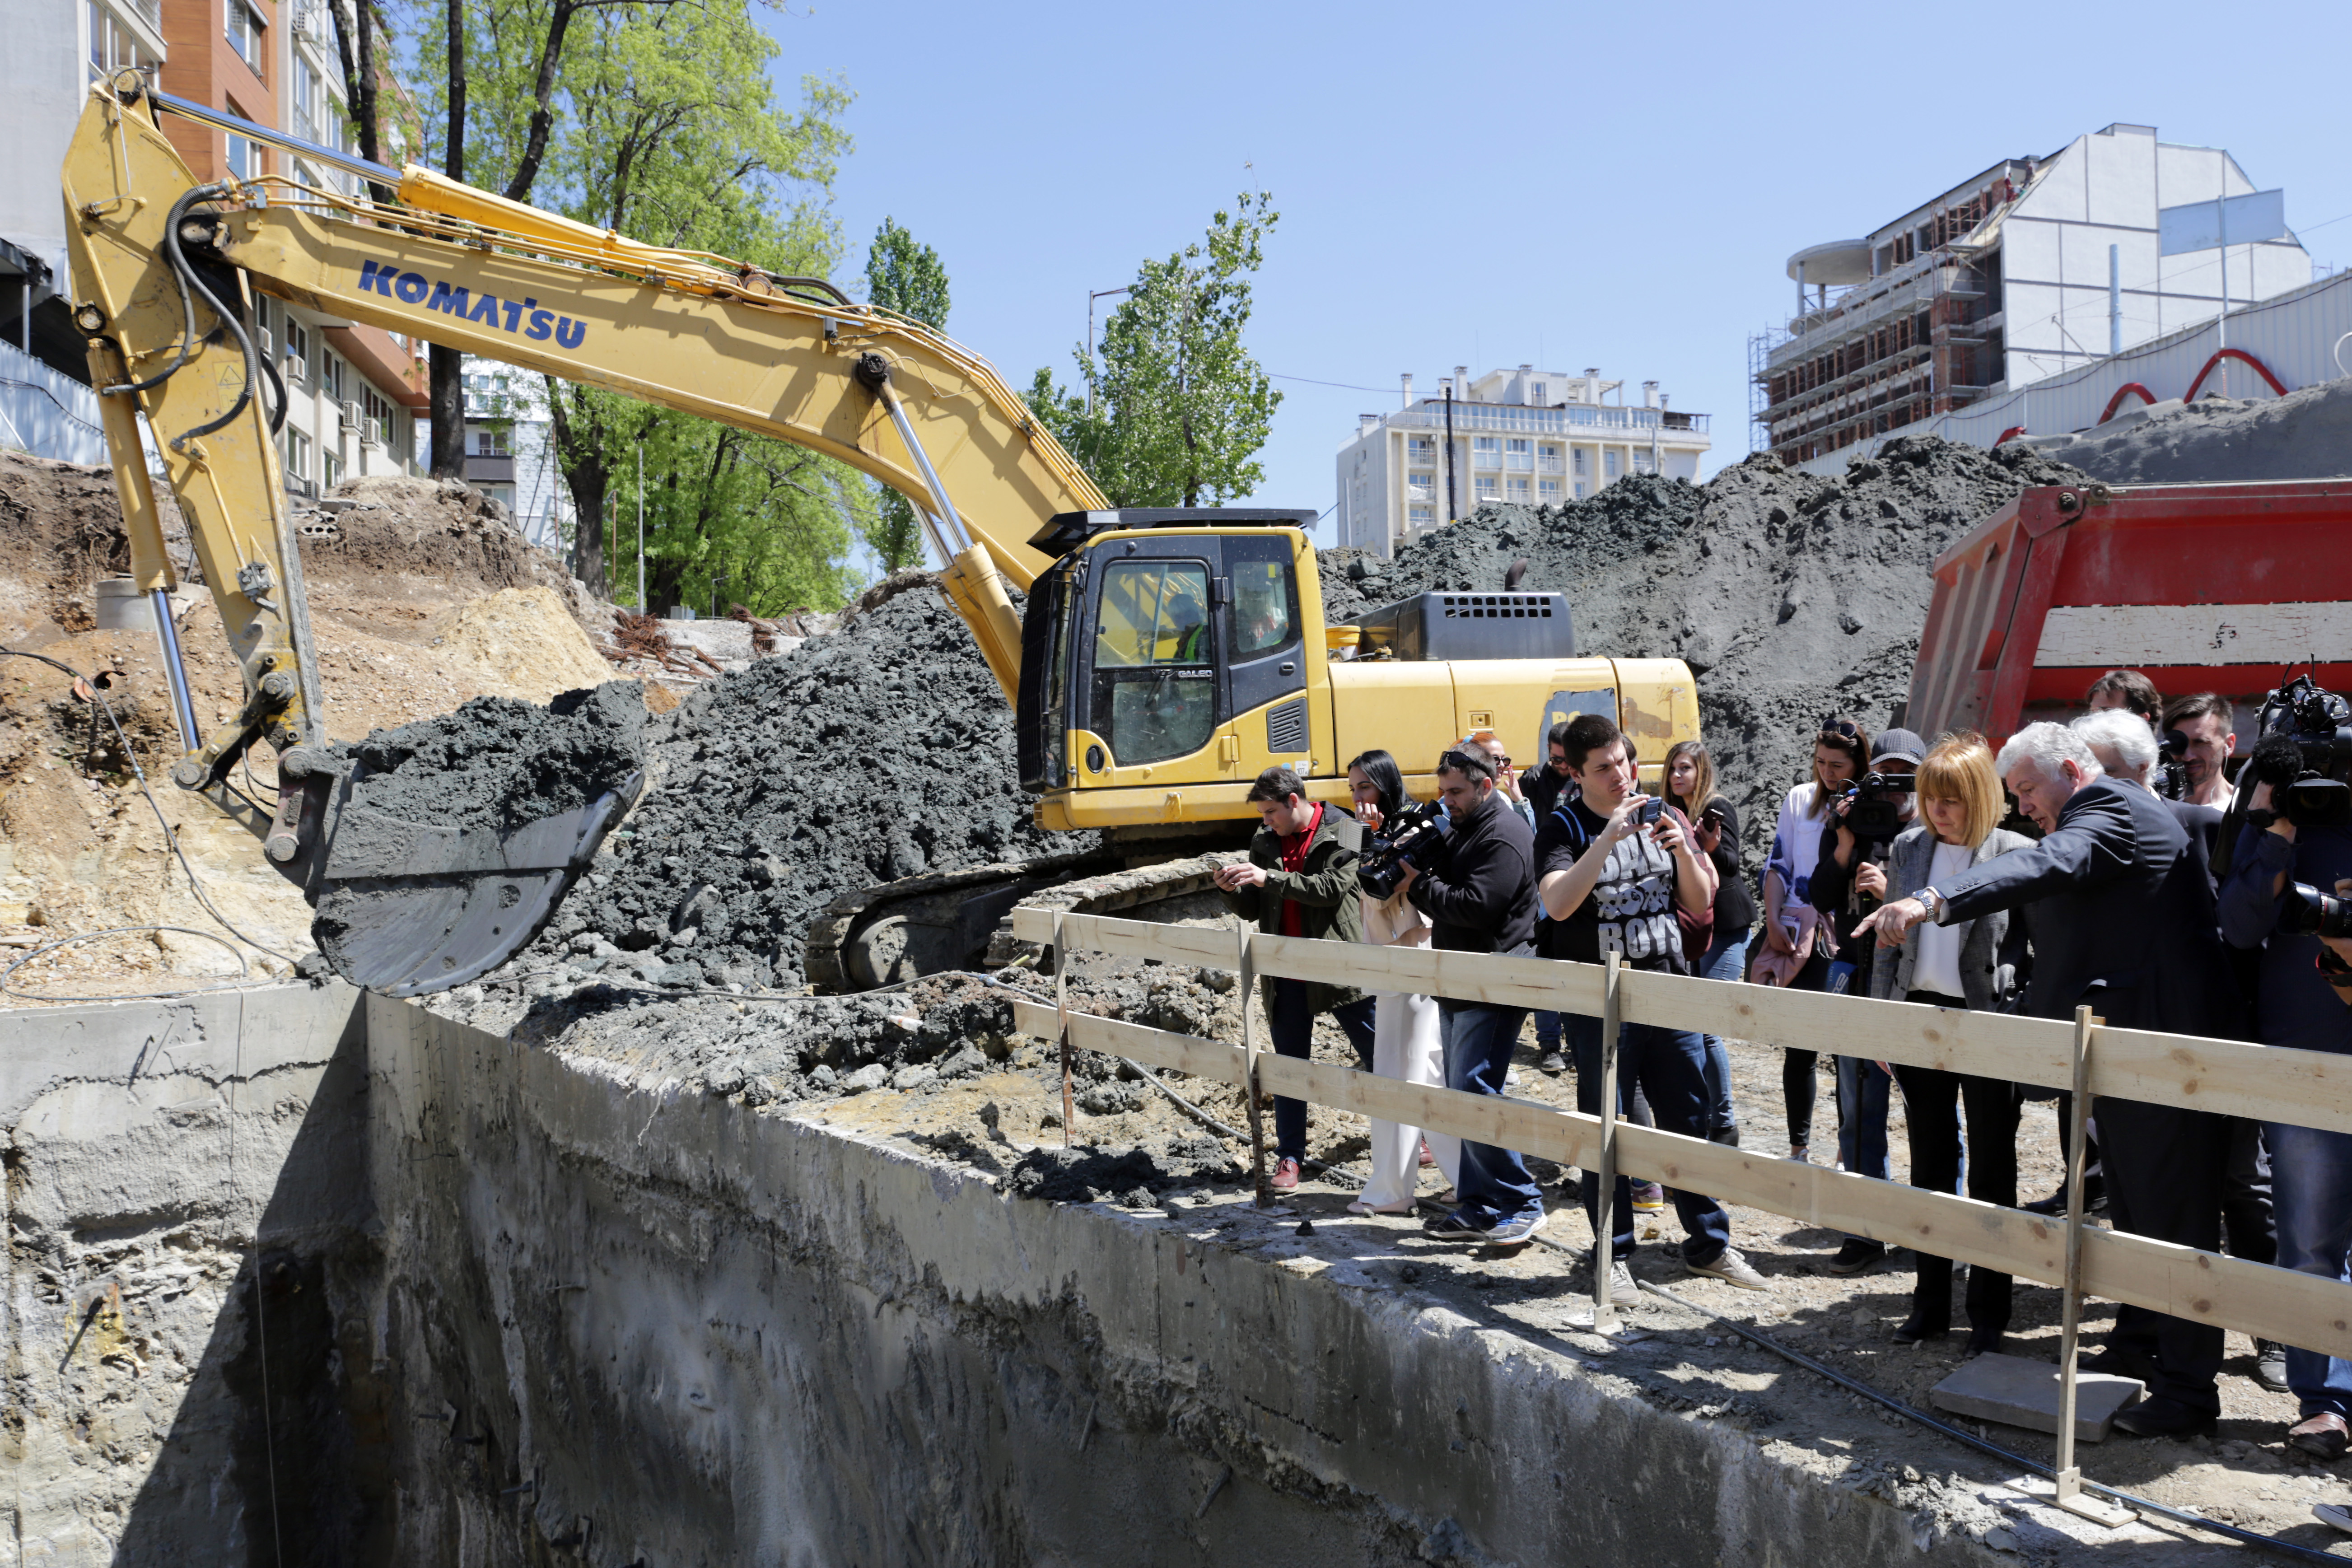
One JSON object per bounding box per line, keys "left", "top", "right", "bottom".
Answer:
{"left": 327, "top": 0, "right": 387, "bottom": 201}
{"left": 549, "top": 382, "right": 607, "bottom": 595}
{"left": 428, "top": 0, "right": 468, "bottom": 478}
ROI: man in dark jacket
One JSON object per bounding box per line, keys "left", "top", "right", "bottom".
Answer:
{"left": 1214, "top": 767, "right": 1373, "bottom": 1190}
{"left": 1857, "top": 723, "right": 2240, "bottom": 1436}
{"left": 1396, "top": 746, "right": 1544, "bottom": 1243}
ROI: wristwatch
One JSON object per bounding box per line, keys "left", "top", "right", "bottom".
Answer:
{"left": 1915, "top": 886, "right": 1946, "bottom": 924}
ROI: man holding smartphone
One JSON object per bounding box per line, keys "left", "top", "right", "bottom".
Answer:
{"left": 1539, "top": 714, "right": 1768, "bottom": 1299}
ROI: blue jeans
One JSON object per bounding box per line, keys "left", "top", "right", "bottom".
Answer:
{"left": 1269, "top": 982, "right": 1377, "bottom": 1162}
{"left": 1695, "top": 929, "right": 1749, "bottom": 1138}
{"left": 1535, "top": 1009, "right": 1563, "bottom": 1053}
{"left": 1835, "top": 1056, "right": 1893, "bottom": 1181}
{"left": 1566, "top": 1010, "right": 1732, "bottom": 1265}
{"left": 1437, "top": 1000, "right": 1543, "bottom": 1227}
{"left": 2266, "top": 1119, "right": 2352, "bottom": 1419}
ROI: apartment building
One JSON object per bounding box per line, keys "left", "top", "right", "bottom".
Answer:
{"left": 462, "top": 369, "right": 574, "bottom": 551}
{"left": 0, "top": 0, "right": 424, "bottom": 486}
{"left": 1334, "top": 365, "right": 1710, "bottom": 558}
{"left": 1756, "top": 123, "right": 2312, "bottom": 466}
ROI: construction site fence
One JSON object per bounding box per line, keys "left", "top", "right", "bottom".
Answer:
{"left": 1007, "top": 907, "right": 2352, "bottom": 1363}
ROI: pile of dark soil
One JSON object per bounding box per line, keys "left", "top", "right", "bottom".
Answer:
{"left": 342, "top": 680, "right": 647, "bottom": 831}
{"left": 2017, "top": 379, "right": 2352, "bottom": 484}
{"left": 1007, "top": 1137, "right": 1242, "bottom": 1204}
{"left": 531, "top": 583, "right": 1086, "bottom": 987}
{"left": 1320, "top": 435, "right": 2088, "bottom": 872}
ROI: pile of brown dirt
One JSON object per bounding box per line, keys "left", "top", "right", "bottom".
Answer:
{"left": 306, "top": 476, "right": 591, "bottom": 618}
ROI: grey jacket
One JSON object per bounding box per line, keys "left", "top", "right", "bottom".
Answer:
{"left": 1867, "top": 824, "right": 2034, "bottom": 1010}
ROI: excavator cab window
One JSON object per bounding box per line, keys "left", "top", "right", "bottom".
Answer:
{"left": 1090, "top": 558, "right": 1217, "bottom": 763}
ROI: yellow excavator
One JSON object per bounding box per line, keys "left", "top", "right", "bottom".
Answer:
{"left": 59, "top": 75, "right": 1701, "bottom": 993}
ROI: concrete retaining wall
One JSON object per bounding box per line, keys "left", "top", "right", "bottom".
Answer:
{"left": 4, "top": 987, "right": 1997, "bottom": 1564}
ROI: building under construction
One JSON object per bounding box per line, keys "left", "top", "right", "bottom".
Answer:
{"left": 1755, "top": 123, "right": 2312, "bottom": 465}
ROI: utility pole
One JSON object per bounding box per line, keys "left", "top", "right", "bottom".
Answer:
{"left": 1443, "top": 380, "right": 1456, "bottom": 525}
{"left": 2108, "top": 244, "right": 2122, "bottom": 357}
{"left": 1086, "top": 286, "right": 1132, "bottom": 416}
{"left": 635, "top": 437, "right": 645, "bottom": 614}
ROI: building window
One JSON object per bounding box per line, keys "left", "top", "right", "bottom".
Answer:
{"left": 361, "top": 386, "right": 394, "bottom": 446}
{"left": 1574, "top": 481, "right": 1588, "bottom": 499}
{"left": 1539, "top": 478, "right": 1562, "bottom": 502}
{"left": 284, "top": 426, "right": 311, "bottom": 481}
{"left": 474, "top": 427, "right": 510, "bottom": 457}
{"left": 226, "top": 132, "right": 257, "bottom": 181}
{"left": 1406, "top": 436, "right": 1436, "bottom": 465}
{"left": 284, "top": 317, "right": 310, "bottom": 384}
{"left": 1407, "top": 505, "right": 1435, "bottom": 527}
{"left": 1530, "top": 381, "right": 1548, "bottom": 404}
{"left": 1471, "top": 436, "right": 1500, "bottom": 467}
{"left": 1633, "top": 449, "right": 1654, "bottom": 474}
{"left": 1506, "top": 477, "right": 1531, "bottom": 501}
{"left": 322, "top": 450, "right": 341, "bottom": 490}
{"left": 1537, "top": 444, "right": 1563, "bottom": 472}
{"left": 226, "top": 0, "right": 266, "bottom": 76}
{"left": 1604, "top": 450, "right": 1621, "bottom": 480}
{"left": 1504, "top": 438, "right": 1532, "bottom": 471}
{"left": 292, "top": 58, "right": 322, "bottom": 142}
{"left": 322, "top": 350, "right": 346, "bottom": 402}
{"left": 1473, "top": 475, "right": 1499, "bottom": 500}
{"left": 1572, "top": 448, "right": 1589, "bottom": 476}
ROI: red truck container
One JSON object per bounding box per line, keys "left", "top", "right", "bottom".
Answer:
{"left": 1904, "top": 479, "right": 2352, "bottom": 743}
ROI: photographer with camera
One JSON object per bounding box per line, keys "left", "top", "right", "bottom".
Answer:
{"left": 1854, "top": 722, "right": 2241, "bottom": 1437}
{"left": 2217, "top": 676, "right": 2352, "bottom": 1457}
{"left": 1213, "top": 767, "right": 1376, "bottom": 1193}
{"left": 1344, "top": 749, "right": 1458, "bottom": 1214}
{"left": 1394, "top": 746, "right": 1546, "bottom": 1245}
{"left": 2167, "top": 692, "right": 2240, "bottom": 812}
{"left": 1665, "top": 738, "right": 1748, "bottom": 1146}
{"left": 1540, "top": 714, "right": 1767, "bottom": 1297}
{"left": 1806, "top": 730, "right": 1927, "bottom": 1276}
{"left": 2087, "top": 669, "right": 2165, "bottom": 728}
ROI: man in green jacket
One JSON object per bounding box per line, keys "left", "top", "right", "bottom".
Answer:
{"left": 1213, "top": 767, "right": 1376, "bottom": 1189}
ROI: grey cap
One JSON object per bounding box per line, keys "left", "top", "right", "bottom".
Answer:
{"left": 1871, "top": 728, "right": 1927, "bottom": 766}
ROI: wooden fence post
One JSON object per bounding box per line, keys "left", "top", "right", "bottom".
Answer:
{"left": 2054, "top": 1006, "right": 2132, "bottom": 1526}
{"left": 1055, "top": 911, "right": 1073, "bottom": 1151}
{"left": 1239, "top": 926, "right": 1269, "bottom": 1207}
{"left": 1592, "top": 951, "right": 1624, "bottom": 1333}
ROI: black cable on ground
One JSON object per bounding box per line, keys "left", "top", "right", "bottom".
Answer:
{"left": 0, "top": 648, "right": 296, "bottom": 971}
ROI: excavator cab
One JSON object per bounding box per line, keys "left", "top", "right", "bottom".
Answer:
{"left": 1017, "top": 510, "right": 1320, "bottom": 815}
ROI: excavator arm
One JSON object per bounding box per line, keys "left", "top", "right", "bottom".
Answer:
{"left": 59, "top": 76, "right": 1104, "bottom": 990}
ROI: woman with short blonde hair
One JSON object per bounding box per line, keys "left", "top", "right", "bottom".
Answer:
{"left": 1866, "top": 730, "right": 2034, "bottom": 1354}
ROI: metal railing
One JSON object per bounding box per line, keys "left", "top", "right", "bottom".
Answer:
{"left": 1386, "top": 404, "right": 1708, "bottom": 437}
{"left": 1015, "top": 907, "right": 2352, "bottom": 1522}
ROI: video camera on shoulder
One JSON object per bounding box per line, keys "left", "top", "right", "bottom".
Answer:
{"left": 1835, "top": 771, "right": 1916, "bottom": 844}
{"left": 2248, "top": 674, "right": 2352, "bottom": 827}
{"left": 1358, "top": 799, "right": 1447, "bottom": 899}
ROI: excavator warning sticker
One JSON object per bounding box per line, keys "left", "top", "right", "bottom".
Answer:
{"left": 358, "top": 261, "right": 588, "bottom": 350}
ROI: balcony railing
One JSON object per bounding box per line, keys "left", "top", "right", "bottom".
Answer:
{"left": 1387, "top": 403, "right": 1709, "bottom": 436}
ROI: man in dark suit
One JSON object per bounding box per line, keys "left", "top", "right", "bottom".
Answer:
{"left": 1857, "top": 722, "right": 2240, "bottom": 1436}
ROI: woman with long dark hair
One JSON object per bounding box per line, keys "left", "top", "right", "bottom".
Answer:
{"left": 1863, "top": 731, "right": 2032, "bottom": 1354}
{"left": 1664, "top": 738, "right": 1748, "bottom": 1145}
{"left": 1345, "top": 749, "right": 1457, "bottom": 1213}
{"left": 1756, "top": 715, "right": 1868, "bottom": 1162}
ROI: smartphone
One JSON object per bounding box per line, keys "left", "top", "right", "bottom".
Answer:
{"left": 1635, "top": 796, "right": 1664, "bottom": 826}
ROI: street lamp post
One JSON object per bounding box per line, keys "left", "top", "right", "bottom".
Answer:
{"left": 1086, "top": 286, "right": 1132, "bottom": 415}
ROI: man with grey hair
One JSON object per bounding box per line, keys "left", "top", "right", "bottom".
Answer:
{"left": 1855, "top": 720, "right": 2241, "bottom": 1437}
{"left": 2072, "top": 708, "right": 2158, "bottom": 789}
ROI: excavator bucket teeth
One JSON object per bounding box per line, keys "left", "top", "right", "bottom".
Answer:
{"left": 308, "top": 770, "right": 642, "bottom": 996}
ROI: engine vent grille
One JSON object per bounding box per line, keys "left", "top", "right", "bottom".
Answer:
{"left": 1265, "top": 699, "right": 1307, "bottom": 754}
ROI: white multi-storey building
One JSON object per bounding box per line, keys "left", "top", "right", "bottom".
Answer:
{"left": 460, "top": 368, "right": 572, "bottom": 550}
{"left": 1335, "top": 365, "right": 1710, "bottom": 558}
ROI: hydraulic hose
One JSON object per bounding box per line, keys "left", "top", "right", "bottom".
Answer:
{"left": 98, "top": 186, "right": 208, "bottom": 398}
{"left": 160, "top": 182, "right": 286, "bottom": 446}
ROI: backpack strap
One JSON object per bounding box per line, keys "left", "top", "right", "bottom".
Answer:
{"left": 1550, "top": 807, "right": 1591, "bottom": 853}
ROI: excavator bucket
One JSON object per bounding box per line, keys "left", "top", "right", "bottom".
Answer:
{"left": 271, "top": 748, "right": 643, "bottom": 996}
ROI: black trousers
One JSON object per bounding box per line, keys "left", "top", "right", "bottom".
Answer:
{"left": 2222, "top": 1116, "right": 2277, "bottom": 1266}
{"left": 2098, "top": 1095, "right": 2231, "bottom": 1414}
{"left": 1893, "top": 1057, "right": 2022, "bottom": 1335}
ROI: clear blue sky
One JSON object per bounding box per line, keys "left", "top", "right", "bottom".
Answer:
{"left": 775, "top": 0, "right": 2352, "bottom": 549}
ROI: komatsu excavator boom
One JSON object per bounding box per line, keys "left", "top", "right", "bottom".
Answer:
{"left": 61, "top": 76, "right": 1701, "bottom": 994}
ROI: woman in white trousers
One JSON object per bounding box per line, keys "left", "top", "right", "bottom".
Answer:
{"left": 1346, "top": 750, "right": 1459, "bottom": 1214}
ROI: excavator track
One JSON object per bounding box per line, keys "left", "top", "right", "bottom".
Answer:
{"left": 803, "top": 843, "right": 1248, "bottom": 992}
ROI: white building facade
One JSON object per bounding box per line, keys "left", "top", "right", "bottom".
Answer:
{"left": 1335, "top": 365, "right": 1710, "bottom": 557}
{"left": 1759, "top": 123, "right": 2314, "bottom": 466}
{"left": 461, "top": 368, "right": 573, "bottom": 550}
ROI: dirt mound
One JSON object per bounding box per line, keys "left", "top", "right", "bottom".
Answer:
{"left": 526, "top": 583, "right": 1086, "bottom": 988}
{"left": 1321, "top": 435, "right": 2089, "bottom": 870}
{"left": 2018, "top": 379, "right": 2352, "bottom": 485}
{"left": 425, "top": 586, "right": 616, "bottom": 691}
{"left": 306, "top": 476, "right": 588, "bottom": 612}
{"left": 341, "top": 680, "right": 647, "bottom": 832}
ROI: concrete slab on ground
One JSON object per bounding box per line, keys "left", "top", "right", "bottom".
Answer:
{"left": 1930, "top": 1351, "right": 2143, "bottom": 1442}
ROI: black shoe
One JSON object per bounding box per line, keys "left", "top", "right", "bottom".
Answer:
{"left": 2112, "top": 1396, "right": 2219, "bottom": 1439}
{"left": 2022, "top": 1173, "right": 2107, "bottom": 1217}
{"left": 1964, "top": 1327, "right": 2006, "bottom": 1360}
{"left": 1891, "top": 1317, "right": 1947, "bottom": 1345}
{"left": 1710, "top": 1125, "right": 1742, "bottom": 1148}
{"left": 1538, "top": 1050, "right": 1566, "bottom": 1075}
{"left": 1826, "top": 1239, "right": 1886, "bottom": 1275}
{"left": 2253, "top": 1339, "right": 2291, "bottom": 1395}
{"left": 2081, "top": 1345, "right": 2160, "bottom": 1385}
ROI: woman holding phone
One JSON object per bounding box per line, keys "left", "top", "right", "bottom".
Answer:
{"left": 1861, "top": 731, "right": 2032, "bottom": 1353}
{"left": 1345, "top": 749, "right": 1457, "bottom": 1213}
{"left": 1664, "top": 738, "right": 1748, "bottom": 1145}
{"left": 1756, "top": 715, "right": 1868, "bottom": 1162}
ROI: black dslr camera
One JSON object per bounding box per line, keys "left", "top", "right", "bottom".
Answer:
{"left": 1835, "top": 771, "right": 1917, "bottom": 844}
{"left": 1358, "top": 799, "right": 1447, "bottom": 899}
{"left": 2247, "top": 675, "right": 2352, "bottom": 827}
{"left": 2154, "top": 728, "right": 2192, "bottom": 801}
{"left": 2279, "top": 881, "right": 2352, "bottom": 940}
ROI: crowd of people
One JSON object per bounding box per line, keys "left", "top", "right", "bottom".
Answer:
{"left": 1211, "top": 669, "right": 2352, "bottom": 1457}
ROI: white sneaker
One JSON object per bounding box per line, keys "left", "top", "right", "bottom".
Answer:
{"left": 1487, "top": 1208, "right": 1547, "bottom": 1246}
{"left": 1688, "top": 1246, "right": 1771, "bottom": 1292}
{"left": 1605, "top": 1260, "right": 1642, "bottom": 1308}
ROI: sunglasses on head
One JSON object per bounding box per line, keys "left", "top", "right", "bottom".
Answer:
{"left": 1438, "top": 750, "right": 1491, "bottom": 778}
{"left": 1818, "top": 716, "right": 1861, "bottom": 741}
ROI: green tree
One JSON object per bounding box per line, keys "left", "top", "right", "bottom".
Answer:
{"left": 860, "top": 217, "right": 951, "bottom": 574}
{"left": 1026, "top": 189, "right": 1281, "bottom": 507}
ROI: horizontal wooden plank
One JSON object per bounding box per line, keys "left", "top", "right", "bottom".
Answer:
{"left": 1016, "top": 994, "right": 2352, "bottom": 1355}
{"left": 1016, "top": 908, "right": 2352, "bottom": 1138}
{"left": 2035, "top": 601, "right": 2352, "bottom": 669}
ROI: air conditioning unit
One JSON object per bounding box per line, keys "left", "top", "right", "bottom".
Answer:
{"left": 363, "top": 415, "right": 384, "bottom": 447}
{"left": 257, "top": 326, "right": 272, "bottom": 357}
{"left": 338, "top": 399, "right": 360, "bottom": 431}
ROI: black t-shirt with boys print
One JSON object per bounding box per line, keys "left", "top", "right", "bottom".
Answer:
{"left": 1535, "top": 798, "right": 1691, "bottom": 973}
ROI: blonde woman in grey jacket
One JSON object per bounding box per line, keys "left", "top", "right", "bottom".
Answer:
{"left": 1862, "top": 732, "right": 2034, "bottom": 1355}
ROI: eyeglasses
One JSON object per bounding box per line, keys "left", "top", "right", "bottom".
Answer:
{"left": 1818, "top": 716, "right": 1861, "bottom": 742}
{"left": 1438, "top": 750, "right": 1491, "bottom": 779}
